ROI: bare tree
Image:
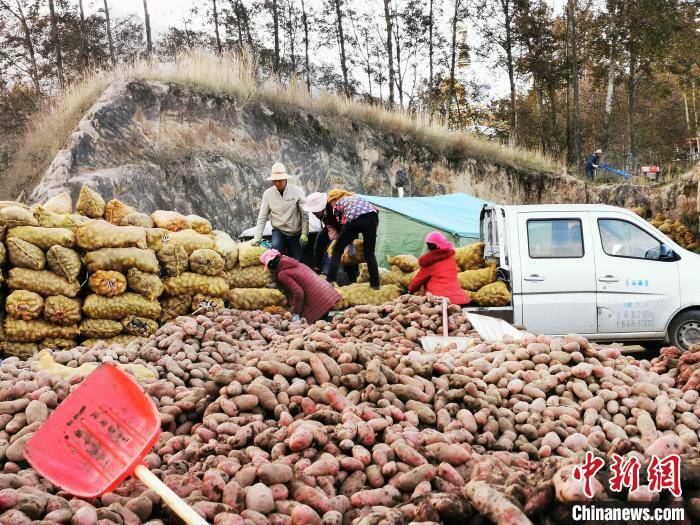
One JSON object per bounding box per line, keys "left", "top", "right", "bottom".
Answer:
{"left": 48, "top": 0, "right": 65, "bottom": 89}
{"left": 212, "top": 0, "right": 222, "bottom": 54}
{"left": 383, "top": 0, "right": 394, "bottom": 105}
{"left": 103, "top": 0, "right": 116, "bottom": 65}
{"left": 300, "top": 0, "right": 311, "bottom": 91}
{"left": 446, "top": 0, "right": 459, "bottom": 127}
{"left": 143, "top": 0, "right": 152, "bottom": 56}
{"left": 270, "top": 0, "right": 280, "bottom": 74}
{"left": 0, "top": 0, "right": 41, "bottom": 93}
{"left": 78, "top": 0, "right": 89, "bottom": 63}
{"left": 601, "top": 2, "right": 617, "bottom": 153}
{"left": 568, "top": 0, "right": 581, "bottom": 174}
{"left": 331, "top": 0, "right": 350, "bottom": 97}
{"left": 427, "top": 0, "right": 434, "bottom": 115}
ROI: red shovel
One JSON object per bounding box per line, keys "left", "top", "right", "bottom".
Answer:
{"left": 25, "top": 363, "right": 207, "bottom": 525}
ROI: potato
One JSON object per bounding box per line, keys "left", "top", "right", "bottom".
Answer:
{"left": 151, "top": 210, "right": 188, "bottom": 232}
{"left": 88, "top": 271, "right": 127, "bottom": 297}
{"left": 6, "top": 238, "right": 45, "bottom": 270}
{"left": 79, "top": 319, "right": 123, "bottom": 339}
{"left": 4, "top": 318, "right": 79, "bottom": 343}
{"left": 127, "top": 268, "right": 164, "bottom": 301}
{"left": 7, "top": 226, "right": 75, "bottom": 250}
{"left": 163, "top": 272, "right": 229, "bottom": 298}
{"left": 76, "top": 220, "right": 147, "bottom": 250}
{"left": 104, "top": 199, "right": 135, "bottom": 226}
{"left": 187, "top": 215, "right": 213, "bottom": 235}
{"left": 5, "top": 291, "right": 43, "bottom": 321}
{"left": 83, "top": 248, "right": 159, "bottom": 274}
{"left": 82, "top": 335, "right": 147, "bottom": 348}
{"left": 43, "top": 296, "right": 82, "bottom": 325}
{"left": 76, "top": 186, "right": 106, "bottom": 218}
{"left": 121, "top": 315, "right": 159, "bottom": 336}
{"left": 7, "top": 269, "right": 81, "bottom": 298}
{"left": 46, "top": 246, "right": 82, "bottom": 282}
{"left": 83, "top": 293, "right": 161, "bottom": 320}
{"left": 189, "top": 249, "right": 225, "bottom": 276}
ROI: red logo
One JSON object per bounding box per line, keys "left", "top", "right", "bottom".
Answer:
{"left": 648, "top": 454, "right": 681, "bottom": 497}
{"left": 609, "top": 454, "right": 641, "bottom": 493}
{"left": 573, "top": 451, "right": 605, "bottom": 498}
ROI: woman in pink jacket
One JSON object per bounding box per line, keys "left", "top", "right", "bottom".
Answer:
{"left": 260, "top": 249, "right": 341, "bottom": 323}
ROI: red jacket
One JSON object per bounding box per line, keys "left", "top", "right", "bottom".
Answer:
{"left": 275, "top": 256, "right": 342, "bottom": 324}
{"left": 408, "top": 249, "right": 471, "bottom": 305}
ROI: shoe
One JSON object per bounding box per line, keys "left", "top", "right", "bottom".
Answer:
{"left": 370, "top": 285, "right": 381, "bottom": 290}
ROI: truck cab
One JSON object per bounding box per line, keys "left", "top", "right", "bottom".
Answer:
{"left": 478, "top": 204, "right": 700, "bottom": 350}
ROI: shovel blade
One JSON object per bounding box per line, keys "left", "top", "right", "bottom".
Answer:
{"left": 25, "top": 363, "right": 160, "bottom": 498}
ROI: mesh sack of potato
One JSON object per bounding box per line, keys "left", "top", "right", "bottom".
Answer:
{"left": 33, "top": 207, "right": 90, "bottom": 231}
{"left": 227, "top": 288, "right": 287, "bottom": 310}
{"left": 357, "top": 264, "right": 389, "bottom": 284}
{"left": 44, "top": 296, "right": 82, "bottom": 325}
{"left": 213, "top": 230, "right": 238, "bottom": 270}
{"left": 0, "top": 206, "right": 38, "bottom": 227}
{"left": 189, "top": 249, "right": 225, "bottom": 276}
{"left": 83, "top": 293, "right": 161, "bottom": 320}
{"left": 125, "top": 212, "right": 154, "bottom": 228}
{"left": 121, "top": 315, "right": 159, "bottom": 336}
{"left": 46, "top": 246, "right": 82, "bottom": 282}
{"left": 262, "top": 305, "right": 288, "bottom": 316}
{"left": 159, "top": 295, "right": 192, "bottom": 323}
{"left": 127, "top": 268, "right": 164, "bottom": 301}
{"left": 104, "top": 199, "right": 135, "bottom": 226}
{"left": 191, "top": 294, "right": 226, "bottom": 313}
{"left": 0, "top": 242, "right": 5, "bottom": 265}
{"left": 88, "top": 270, "right": 127, "bottom": 297}
{"left": 400, "top": 270, "right": 418, "bottom": 289}
{"left": 76, "top": 186, "right": 106, "bottom": 218}
{"left": 238, "top": 242, "right": 267, "bottom": 268}
{"left": 7, "top": 226, "right": 75, "bottom": 250}
{"left": 7, "top": 268, "right": 81, "bottom": 298}
{"left": 4, "top": 318, "right": 79, "bottom": 342}
{"left": 79, "top": 319, "right": 123, "bottom": 339}
{"left": 6, "top": 238, "right": 45, "bottom": 270}
{"left": 145, "top": 228, "right": 169, "bottom": 251}
{"left": 455, "top": 242, "right": 485, "bottom": 271}
{"left": 472, "top": 280, "right": 511, "bottom": 306}
{"left": 43, "top": 192, "right": 72, "bottom": 214}
{"left": 40, "top": 338, "right": 77, "bottom": 350}
{"left": 223, "top": 265, "right": 272, "bottom": 288}
{"left": 0, "top": 226, "right": 4, "bottom": 242}
{"left": 157, "top": 242, "right": 189, "bottom": 277}
{"left": 458, "top": 264, "right": 497, "bottom": 292}
{"left": 0, "top": 201, "right": 28, "bottom": 210}
{"left": 82, "top": 335, "right": 147, "bottom": 348}
{"left": 162, "top": 230, "right": 215, "bottom": 254}
{"left": 336, "top": 283, "right": 402, "bottom": 308}
{"left": 151, "top": 210, "right": 188, "bottom": 232}
{"left": 6, "top": 290, "right": 43, "bottom": 320}
{"left": 187, "top": 214, "right": 213, "bottom": 235}
{"left": 0, "top": 342, "right": 38, "bottom": 359}
{"left": 163, "top": 272, "right": 229, "bottom": 298}
{"left": 83, "top": 248, "right": 160, "bottom": 274}
{"left": 386, "top": 254, "right": 419, "bottom": 272}
{"left": 76, "top": 220, "right": 147, "bottom": 250}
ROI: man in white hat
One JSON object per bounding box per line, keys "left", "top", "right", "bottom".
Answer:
{"left": 585, "top": 149, "right": 603, "bottom": 181}
{"left": 252, "top": 162, "right": 308, "bottom": 261}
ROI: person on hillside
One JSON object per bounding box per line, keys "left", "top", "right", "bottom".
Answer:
{"left": 301, "top": 192, "right": 341, "bottom": 274}
{"left": 260, "top": 249, "right": 341, "bottom": 323}
{"left": 252, "top": 162, "right": 309, "bottom": 261}
{"left": 408, "top": 231, "right": 471, "bottom": 306}
{"left": 325, "top": 189, "right": 380, "bottom": 289}
{"left": 585, "top": 149, "right": 603, "bottom": 181}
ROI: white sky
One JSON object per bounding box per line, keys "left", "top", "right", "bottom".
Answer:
{"left": 83, "top": 0, "right": 565, "bottom": 102}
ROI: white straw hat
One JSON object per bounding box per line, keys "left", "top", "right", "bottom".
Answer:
{"left": 302, "top": 192, "right": 328, "bottom": 213}
{"left": 267, "top": 162, "right": 290, "bottom": 181}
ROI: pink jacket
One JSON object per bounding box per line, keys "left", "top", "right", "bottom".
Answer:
{"left": 275, "top": 257, "right": 342, "bottom": 323}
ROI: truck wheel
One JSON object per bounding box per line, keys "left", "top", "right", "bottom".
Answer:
{"left": 669, "top": 310, "right": 700, "bottom": 351}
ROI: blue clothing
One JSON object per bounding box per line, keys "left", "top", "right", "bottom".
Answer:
{"left": 271, "top": 228, "right": 302, "bottom": 261}
{"left": 585, "top": 154, "right": 600, "bottom": 171}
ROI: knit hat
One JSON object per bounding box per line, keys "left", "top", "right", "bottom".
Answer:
{"left": 302, "top": 192, "right": 328, "bottom": 213}
{"left": 260, "top": 249, "right": 281, "bottom": 271}
{"left": 327, "top": 189, "right": 354, "bottom": 203}
{"left": 267, "top": 162, "right": 290, "bottom": 181}
{"left": 426, "top": 231, "right": 453, "bottom": 250}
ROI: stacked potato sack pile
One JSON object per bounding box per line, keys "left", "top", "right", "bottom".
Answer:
{"left": 647, "top": 212, "right": 699, "bottom": 251}
{"left": 0, "top": 194, "right": 83, "bottom": 358}
{"left": 224, "top": 243, "right": 287, "bottom": 312}
{"left": 2, "top": 296, "right": 700, "bottom": 524}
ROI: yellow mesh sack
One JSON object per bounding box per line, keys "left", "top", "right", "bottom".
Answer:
{"left": 191, "top": 294, "right": 226, "bottom": 313}
{"left": 163, "top": 272, "right": 229, "bottom": 298}
{"left": 76, "top": 220, "right": 147, "bottom": 250}
{"left": 189, "top": 249, "right": 225, "bottom": 276}
{"left": 4, "top": 318, "right": 79, "bottom": 343}
{"left": 76, "top": 186, "right": 106, "bottom": 218}
{"left": 162, "top": 230, "right": 215, "bottom": 254}
{"left": 104, "top": 199, "right": 135, "bottom": 226}
{"left": 151, "top": 210, "right": 188, "bottom": 232}
{"left": 127, "top": 268, "right": 164, "bottom": 301}
{"left": 357, "top": 264, "right": 389, "bottom": 284}
{"left": 83, "top": 248, "right": 160, "bottom": 274}
{"left": 44, "top": 296, "right": 82, "bottom": 325}
{"left": 88, "top": 270, "right": 127, "bottom": 297}
{"left": 227, "top": 288, "right": 287, "bottom": 310}
{"left": 124, "top": 212, "right": 154, "bottom": 228}
{"left": 7, "top": 268, "right": 81, "bottom": 298}
{"left": 6, "top": 291, "right": 43, "bottom": 321}
{"left": 46, "top": 246, "right": 82, "bottom": 282}
{"left": 42, "top": 192, "right": 72, "bottom": 214}
{"left": 145, "top": 228, "right": 169, "bottom": 252}
{"left": 472, "top": 280, "right": 511, "bottom": 307}
{"left": 386, "top": 254, "right": 419, "bottom": 273}
{"left": 222, "top": 265, "right": 272, "bottom": 288}
{"left": 158, "top": 242, "right": 189, "bottom": 277}
{"left": 238, "top": 242, "right": 266, "bottom": 268}
{"left": 81, "top": 335, "right": 147, "bottom": 348}
{"left": 6, "top": 238, "right": 45, "bottom": 270}
{"left": 79, "top": 319, "right": 123, "bottom": 339}
{"left": 83, "top": 293, "right": 161, "bottom": 320}
{"left": 334, "top": 283, "right": 402, "bottom": 308}
{"left": 455, "top": 242, "right": 485, "bottom": 271}
{"left": 458, "top": 265, "right": 497, "bottom": 292}
{"left": 213, "top": 230, "right": 238, "bottom": 270}
{"left": 159, "top": 296, "right": 192, "bottom": 323}
{"left": 0, "top": 207, "right": 38, "bottom": 228}
{"left": 40, "top": 338, "right": 76, "bottom": 350}
{"left": 121, "top": 315, "right": 159, "bottom": 336}
{"left": 0, "top": 342, "right": 38, "bottom": 360}
{"left": 32, "top": 207, "right": 89, "bottom": 231}
{"left": 186, "top": 215, "right": 213, "bottom": 235}
{"left": 7, "top": 226, "right": 75, "bottom": 250}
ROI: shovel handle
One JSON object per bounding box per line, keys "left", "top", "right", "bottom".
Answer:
{"left": 442, "top": 297, "right": 449, "bottom": 338}
{"left": 134, "top": 464, "right": 209, "bottom": 525}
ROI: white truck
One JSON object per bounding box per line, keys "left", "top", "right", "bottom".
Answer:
{"left": 475, "top": 203, "right": 700, "bottom": 350}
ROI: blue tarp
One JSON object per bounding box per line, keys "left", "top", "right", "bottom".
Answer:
{"left": 362, "top": 193, "right": 492, "bottom": 238}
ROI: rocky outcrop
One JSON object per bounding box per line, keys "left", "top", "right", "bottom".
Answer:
{"left": 22, "top": 79, "right": 700, "bottom": 236}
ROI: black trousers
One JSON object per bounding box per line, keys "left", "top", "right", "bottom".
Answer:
{"left": 313, "top": 227, "right": 331, "bottom": 272}
{"left": 327, "top": 212, "right": 379, "bottom": 288}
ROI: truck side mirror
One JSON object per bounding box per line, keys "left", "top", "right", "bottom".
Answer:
{"left": 659, "top": 243, "right": 677, "bottom": 261}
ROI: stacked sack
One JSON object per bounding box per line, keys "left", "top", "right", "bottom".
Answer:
{"left": 225, "top": 242, "right": 287, "bottom": 310}
{"left": 646, "top": 212, "right": 699, "bottom": 251}
{"left": 0, "top": 193, "right": 83, "bottom": 358}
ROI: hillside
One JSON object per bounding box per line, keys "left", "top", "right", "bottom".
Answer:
{"left": 4, "top": 53, "right": 698, "bottom": 235}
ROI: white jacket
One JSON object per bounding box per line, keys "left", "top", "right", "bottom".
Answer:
{"left": 253, "top": 184, "right": 309, "bottom": 239}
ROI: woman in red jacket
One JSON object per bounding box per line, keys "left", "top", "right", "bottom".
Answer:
{"left": 408, "top": 232, "right": 471, "bottom": 305}
{"left": 260, "top": 249, "right": 341, "bottom": 324}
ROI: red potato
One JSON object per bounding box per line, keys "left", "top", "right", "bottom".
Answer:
{"left": 289, "top": 427, "right": 314, "bottom": 451}
{"left": 291, "top": 504, "right": 321, "bottom": 525}
{"left": 393, "top": 464, "right": 436, "bottom": 492}
{"left": 213, "top": 513, "right": 246, "bottom": 525}
{"left": 70, "top": 506, "right": 97, "bottom": 525}
{"left": 289, "top": 482, "right": 332, "bottom": 515}
{"left": 305, "top": 454, "right": 340, "bottom": 477}
{"left": 350, "top": 487, "right": 402, "bottom": 508}
{"left": 245, "top": 483, "right": 275, "bottom": 514}
{"left": 391, "top": 440, "right": 427, "bottom": 467}
{"left": 258, "top": 463, "right": 293, "bottom": 485}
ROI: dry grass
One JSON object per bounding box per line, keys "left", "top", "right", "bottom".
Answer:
{"left": 7, "top": 50, "right": 560, "bottom": 197}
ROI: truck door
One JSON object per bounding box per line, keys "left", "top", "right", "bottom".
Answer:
{"left": 517, "top": 212, "right": 597, "bottom": 335}
{"left": 591, "top": 212, "right": 680, "bottom": 334}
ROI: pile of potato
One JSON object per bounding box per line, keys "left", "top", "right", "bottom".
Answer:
{"left": 0, "top": 294, "right": 698, "bottom": 524}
